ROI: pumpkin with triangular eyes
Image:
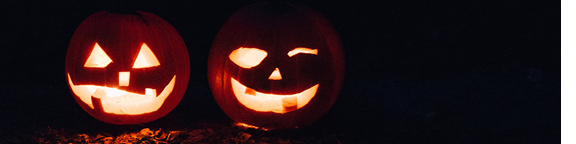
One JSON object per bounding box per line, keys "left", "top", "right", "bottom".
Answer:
{"left": 208, "top": 2, "right": 344, "bottom": 129}
{"left": 65, "top": 11, "right": 190, "bottom": 125}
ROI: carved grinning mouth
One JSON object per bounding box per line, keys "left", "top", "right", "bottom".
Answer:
{"left": 231, "top": 78, "right": 318, "bottom": 114}
{"left": 67, "top": 73, "right": 175, "bottom": 115}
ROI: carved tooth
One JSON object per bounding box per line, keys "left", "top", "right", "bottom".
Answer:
{"left": 91, "top": 94, "right": 104, "bottom": 114}
{"left": 92, "top": 88, "right": 107, "bottom": 98}
{"left": 245, "top": 87, "right": 256, "bottom": 96}
{"left": 145, "top": 88, "right": 157, "bottom": 98}
{"left": 282, "top": 96, "right": 298, "bottom": 111}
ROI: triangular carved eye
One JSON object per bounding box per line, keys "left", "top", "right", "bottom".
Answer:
{"left": 133, "top": 43, "right": 160, "bottom": 68}
{"left": 84, "top": 43, "right": 112, "bottom": 68}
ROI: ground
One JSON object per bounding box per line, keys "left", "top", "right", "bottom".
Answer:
{"left": 5, "top": 122, "right": 343, "bottom": 143}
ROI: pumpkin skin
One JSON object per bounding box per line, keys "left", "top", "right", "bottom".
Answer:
{"left": 208, "top": 2, "right": 344, "bottom": 129}
{"left": 65, "top": 11, "right": 190, "bottom": 125}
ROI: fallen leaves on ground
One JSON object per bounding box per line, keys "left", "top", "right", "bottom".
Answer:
{"left": 27, "top": 123, "right": 343, "bottom": 144}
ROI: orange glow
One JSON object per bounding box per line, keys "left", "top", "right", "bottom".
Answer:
{"left": 235, "top": 122, "right": 260, "bottom": 129}
{"left": 119, "top": 71, "right": 130, "bottom": 86}
{"left": 67, "top": 73, "right": 176, "bottom": 115}
{"left": 133, "top": 43, "right": 160, "bottom": 68}
{"left": 84, "top": 43, "right": 112, "bottom": 67}
{"left": 268, "top": 68, "right": 282, "bottom": 80}
{"left": 229, "top": 47, "right": 267, "bottom": 69}
{"left": 231, "top": 78, "right": 318, "bottom": 114}
{"left": 287, "top": 47, "right": 317, "bottom": 57}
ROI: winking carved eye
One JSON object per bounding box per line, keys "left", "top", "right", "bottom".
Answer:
{"left": 287, "top": 47, "right": 317, "bottom": 57}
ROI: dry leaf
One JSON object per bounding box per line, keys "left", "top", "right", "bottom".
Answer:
{"left": 156, "top": 132, "right": 168, "bottom": 140}
{"left": 236, "top": 132, "right": 251, "bottom": 142}
{"left": 140, "top": 128, "right": 154, "bottom": 136}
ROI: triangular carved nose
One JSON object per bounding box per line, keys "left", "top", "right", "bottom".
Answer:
{"left": 268, "top": 67, "right": 282, "bottom": 80}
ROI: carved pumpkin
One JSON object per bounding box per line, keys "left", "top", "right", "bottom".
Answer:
{"left": 208, "top": 2, "right": 344, "bottom": 129}
{"left": 65, "top": 11, "right": 190, "bottom": 125}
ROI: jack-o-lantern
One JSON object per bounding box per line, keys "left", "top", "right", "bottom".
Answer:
{"left": 208, "top": 1, "right": 344, "bottom": 129}
{"left": 65, "top": 11, "right": 190, "bottom": 125}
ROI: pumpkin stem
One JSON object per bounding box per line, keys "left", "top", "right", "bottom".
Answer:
{"left": 103, "top": 0, "right": 149, "bottom": 25}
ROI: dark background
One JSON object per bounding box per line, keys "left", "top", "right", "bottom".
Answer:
{"left": 0, "top": 0, "right": 559, "bottom": 143}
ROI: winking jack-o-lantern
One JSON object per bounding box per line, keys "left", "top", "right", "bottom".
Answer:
{"left": 208, "top": 1, "right": 344, "bottom": 129}
{"left": 65, "top": 11, "right": 190, "bottom": 125}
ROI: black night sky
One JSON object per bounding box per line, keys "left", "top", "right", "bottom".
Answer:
{"left": 0, "top": 0, "right": 559, "bottom": 143}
